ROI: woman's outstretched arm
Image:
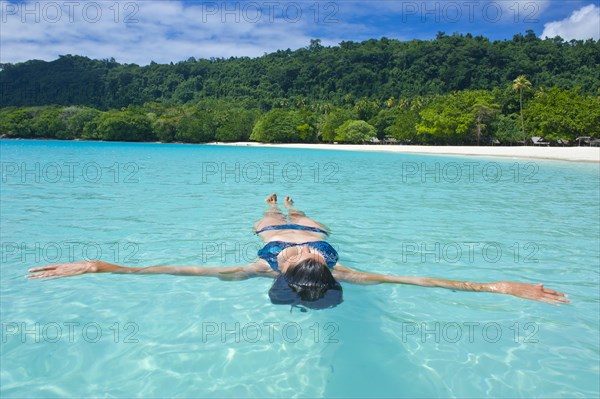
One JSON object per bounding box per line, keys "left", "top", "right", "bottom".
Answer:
{"left": 27, "top": 260, "right": 276, "bottom": 281}
{"left": 332, "top": 264, "right": 569, "bottom": 305}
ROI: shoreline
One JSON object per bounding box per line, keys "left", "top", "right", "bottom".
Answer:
{"left": 2, "top": 138, "right": 598, "bottom": 162}
{"left": 211, "top": 142, "right": 600, "bottom": 163}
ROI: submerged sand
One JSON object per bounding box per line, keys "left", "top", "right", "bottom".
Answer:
{"left": 212, "top": 143, "right": 600, "bottom": 163}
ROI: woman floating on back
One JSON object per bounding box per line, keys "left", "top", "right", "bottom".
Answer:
{"left": 28, "top": 194, "right": 569, "bottom": 309}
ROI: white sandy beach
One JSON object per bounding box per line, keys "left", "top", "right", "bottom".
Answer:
{"left": 213, "top": 142, "right": 600, "bottom": 163}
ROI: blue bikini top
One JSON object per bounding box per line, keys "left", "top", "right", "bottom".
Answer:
{"left": 258, "top": 241, "right": 338, "bottom": 271}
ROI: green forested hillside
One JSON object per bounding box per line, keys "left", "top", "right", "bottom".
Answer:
{"left": 2, "top": 32, "right": 599, "bottom": 108}
{"left": 1, "top": 32, "right": 599, "bottom": 144}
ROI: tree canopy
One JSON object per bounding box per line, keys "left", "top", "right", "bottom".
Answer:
{"left": 1, "top": 33, "right": 598, "bottom": 109}
{"left": 1, "top": 33, "right": 598, "bottom": 145}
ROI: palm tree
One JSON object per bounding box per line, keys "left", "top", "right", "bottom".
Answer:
{"left": 410, "top": 96, "right": 424, "bottom": 111}
{"left": 384, "top": 97, "right": 396, "bottom": 109}
{"left": 398, "top": 97, "right": 410, "bottom": 110}
{"left": 512, "top": 75, "right": 531, "bottom": 145}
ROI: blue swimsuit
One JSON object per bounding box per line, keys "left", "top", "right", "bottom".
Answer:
{"left": 256, "top": 224, "right": 338, "bottom": 271}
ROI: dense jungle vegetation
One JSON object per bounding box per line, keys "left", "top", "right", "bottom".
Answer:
{"left": 1, "top": 32, "right": 599, "bottom": 144}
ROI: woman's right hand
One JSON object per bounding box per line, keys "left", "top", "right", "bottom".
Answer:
{"left": 27, "top": 261, "right": 100, "bottom": 280}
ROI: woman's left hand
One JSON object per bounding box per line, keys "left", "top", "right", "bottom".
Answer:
{"left": 497, "top": 281, "right": 570, "bottom": 305}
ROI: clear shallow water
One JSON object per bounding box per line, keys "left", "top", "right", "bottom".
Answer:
{"left": 1, "top": 139, "right": 599, "bottom": 398}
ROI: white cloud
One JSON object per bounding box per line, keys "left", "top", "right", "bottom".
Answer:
{"left": 2, "top": 0, "right": 587, "bottom": 66}
{"left": 0, "top": 1, "right": 345, "bottom": 65}
{"left": 541, "top": 4, "right": 600, "bottom": 40}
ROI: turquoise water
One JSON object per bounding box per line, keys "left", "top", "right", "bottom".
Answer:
{"left": 1, "top": 139, "right": 599, "bottom": 398}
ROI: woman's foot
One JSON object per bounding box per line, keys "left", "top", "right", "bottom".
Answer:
{"left": 284, "top": 196, "right": 294, "bottom": 208}
{"left": 265, "top": 193, "right": 277, "bottom": 206}
{"left": 286, "top": 196, "right": 306, "bottom": 218}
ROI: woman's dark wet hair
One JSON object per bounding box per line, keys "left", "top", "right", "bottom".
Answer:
{"left": 268, "top": 258, "right": 343, "bottom": 310}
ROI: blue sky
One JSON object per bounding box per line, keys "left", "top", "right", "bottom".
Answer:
{"left": 1, "top": 0, "right": 598, "bottom": 65}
